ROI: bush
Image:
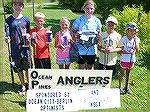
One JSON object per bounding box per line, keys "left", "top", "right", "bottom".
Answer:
{"left": 57, "top": 0, "right": 86, "bottom": 12}
{"left": 4, "top": 2, "right": 13, "bottom": 14}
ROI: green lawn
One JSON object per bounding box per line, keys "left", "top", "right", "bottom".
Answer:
{"left": 0, "top": 3, "right": 149, "bottom": 112}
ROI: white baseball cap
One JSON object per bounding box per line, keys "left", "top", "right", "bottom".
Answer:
{"left": 126, "top": 22, "right": 138, "bottom": 32}
{"left": 106, "top": 16, "right": 118, "bottom": 25}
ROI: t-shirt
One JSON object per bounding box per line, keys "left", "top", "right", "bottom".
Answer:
{"left": 118, "top": 36, "right": 140, "bottom": 62}
{"left": 30, "top": 27, "right": 50, "bottom": 59}
{"left": 55, "top": 31, "right": 72, "bottom": 59}
{"left": 98, "top": 31, "right": 121, "bottom": 65}
{"left": 6, "top": 15, "right": 30, "bottom": 58}
{"left": 72, "top": 15, "right": 102, "bottom": 55}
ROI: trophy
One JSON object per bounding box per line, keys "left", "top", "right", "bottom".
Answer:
{"left": 22, "top": 29, "right": 30, "bottom": 47}
{"left": 63, "top": 36, "right": 69, "bottom": 47}
{"left": 31, "top": 32, "right": 37, "bottom": 44}
{"left": 46, "top": 26, "right": 52, "bottom": 44}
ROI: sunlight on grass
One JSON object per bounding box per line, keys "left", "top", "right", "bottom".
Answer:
{"left": 0, "top": 3, "right": 149, "bottom": 112}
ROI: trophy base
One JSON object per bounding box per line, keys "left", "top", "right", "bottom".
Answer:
{"left": 22, "top": 45, "right": 29, "bottom": 47}
{"left": 46, "top": 42, "right": 51, "bottom": 44}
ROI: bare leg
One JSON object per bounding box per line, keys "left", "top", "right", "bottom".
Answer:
{"left": 87, "top": 64, "right": 93, "bottom": 70}
{"left": 79, "top": 64, "right": 85, "bottom": 69}
{"left": 119, "top": 68, "right": 125, "bottom": 88}
{"left": 59, "top": 65, "right": 64, "bottom": 69}
{"left": 65, "top": 64, "right": 70, "bottom": 69}
{"left": 18, "top": 71, "right": 25, "bottom": 87}
{"left": 125, "top": 69, "right": 131, "bottom": 89}
{"left": 25, "top": 71, "right": 29, "bottom": 85}
{"left": 18, "top": 71, "right": 26, "bottom": 96}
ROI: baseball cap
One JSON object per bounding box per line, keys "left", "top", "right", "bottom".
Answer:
{"left": 106, "top": 16, "right": 118, "bottom": 25}
{"left": 12, "top": 0, "right": 24, "bottom": 4}
{"left": 126, "top": 22, "right": 138, "bottom": 32}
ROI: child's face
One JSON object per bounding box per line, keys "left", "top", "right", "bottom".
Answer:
{"left": 35, "top": 17, "right": 45, "bottom": 28}
{"left": 84, "top": 4, "right": 95, "bottom": 16}
{"left": 127, "top": 28, "right": 136, "bottom": 38}
{"left": 12, "top": 2, "right": 24, "bottom": 13}
{"left": 60, "top": 21, "right": 70, "bottom": 31}
{"left": 106, "top": 21, "right": 116, "bottom": 31}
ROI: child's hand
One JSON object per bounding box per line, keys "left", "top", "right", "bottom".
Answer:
{"left": 57, "top": 44, "right": 63, "bottom": 48}
{"left": 5, "top": 36, "right": 11, "bottom": 43}
{"left": 129, "top": 48, "right": 135, "bottom": 54}
{"left": 105, "top": 47, "right": 114, "bottom": 53}
{"left": 67, "top": 36, "right": 72, "bottom": 42}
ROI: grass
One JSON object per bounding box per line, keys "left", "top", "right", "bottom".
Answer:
{"left": 0, "top": 3, "right": 149, "bottom": 112}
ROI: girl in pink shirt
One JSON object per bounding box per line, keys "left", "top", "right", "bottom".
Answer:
{"left": 55, "top": 17, "right": 72, "bottom": 69}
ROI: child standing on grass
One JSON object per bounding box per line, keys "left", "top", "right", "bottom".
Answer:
{"left": 118, "top": 22, "right": 140, "bottom": 94}
{"left": 98, "top": 16, "right": 122, "bottom": 77}
{"left": 30, "top": 12, "right": 51, "bottom": 69}
{"left": 5, "top": 0, "right": 31, "bottom": 96}
{"left": 55, "top": 17, "right": 72, "bottom": 69}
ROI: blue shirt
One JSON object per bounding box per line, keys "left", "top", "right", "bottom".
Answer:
{"left": 6, "top": 15, "right": 30, "bottom": 58}
{"left": 72, "top": 15, "right": 102, "bottom": 55}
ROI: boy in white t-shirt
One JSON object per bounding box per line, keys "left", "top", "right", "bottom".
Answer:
{"left": 118, "top": 22, "right": 140, "bottom": 94}
{"left": 98, "top": 16, "right": 121, "bottom": 76}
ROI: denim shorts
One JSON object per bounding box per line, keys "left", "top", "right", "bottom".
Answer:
{"left": 56, "top": 58, "right": 71, "bottom": 65}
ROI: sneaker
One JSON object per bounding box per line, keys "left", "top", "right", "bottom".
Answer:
{"left": 119, "top": 88, "right": 124, "bottom": 94}
{"left": 125, "top": 88, "right": 132, "bottom": 94}
{"left": 19, "top": 86, "right": 26, "bottom": 96}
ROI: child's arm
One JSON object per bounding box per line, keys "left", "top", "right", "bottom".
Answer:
{"left": 98, "top": 44, "right": 105, "bottom": 53}
{"left": 134, "top": 37, "right": 140, "bottom": 51}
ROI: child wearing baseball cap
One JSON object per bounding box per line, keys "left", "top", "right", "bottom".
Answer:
{"left": 98, "top": 16, "right": 122, "bottom": 77}
{"left": 118, "top": 22, "right": 140, "bottom": 94}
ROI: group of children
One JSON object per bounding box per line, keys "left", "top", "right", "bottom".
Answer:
{"left": 4, "top": 0, "right": 140, "bottom": 96}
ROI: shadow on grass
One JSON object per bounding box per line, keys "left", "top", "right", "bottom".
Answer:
{"left": 42, "top": 4, "right": 71, "bottom": 10}
{"left": 0, "top": 81, "right": 26, "bottom": 109}
{"left": 0, "top": 81, "right": 21, "bottom": 94}
{"left": 2, "top": 98, "right": 26, "bottom": 109}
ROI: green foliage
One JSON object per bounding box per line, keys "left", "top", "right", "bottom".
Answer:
{"left": 110, "top": 6, "right": 148, "bottom": 68}
{"left": 4, "top": 1, "right": 13, "bottom": 14}
{"left": 57, "top": 0, "right": 86, "bottom": 12}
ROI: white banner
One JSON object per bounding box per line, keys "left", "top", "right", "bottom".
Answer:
{"left": 28, "top": 69, "right": 112, "bottom": 90}
{"left": 26, "top": 88, "right": 120, "bottom": 112}
{"left": 26, "top": 89, "right": 79, "bottom": 112}
{"left": 79, "top": 88, "right": 120, "bottom": 110}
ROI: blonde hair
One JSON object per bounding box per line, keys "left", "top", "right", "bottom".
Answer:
{"left": 82, "top": 0, "right": 96, "bottom": 10}
{"left": 34, "top": 12, "right": 45, "bottom": 19}
{"left": 59, "top": 17, "right": 70, "bottom": 25}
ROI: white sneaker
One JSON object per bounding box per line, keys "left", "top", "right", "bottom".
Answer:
{"left": 19, "top": 86, "right": 26, "bottom": 96}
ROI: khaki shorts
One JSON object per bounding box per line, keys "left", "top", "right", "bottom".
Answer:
{"left": 12, "top": 57, "right": 32, "bottom": 73}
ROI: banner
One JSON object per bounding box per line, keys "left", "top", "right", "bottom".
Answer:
{"left": 26, "top": 89, "right": 79, "bottom": 112}
{"left": 26, "top": 88, "right": 120, "bottom": 112}
{"left": 28, "top": 69, "right": 112, "bottom": 89}
{"left": 79, "top": 88, "right": 120, "bottom": 109}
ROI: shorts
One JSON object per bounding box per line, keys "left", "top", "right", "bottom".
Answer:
{"left": 12, "top": 57, "right": 31, "bottom": 73}
{"left": 56, "top": 58, "right": 71, "bottom": 65}
{"left": 34, "top": 58, "right": 51, "bottom": 69}
{"left": 120, "top": 62, "right": 134, "bottom": 69}
{"left": 98, "top": 63, "right": 117, "bottom": 76}
{"left": 78, "top": 55, "right": 96, "bottom": 64}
